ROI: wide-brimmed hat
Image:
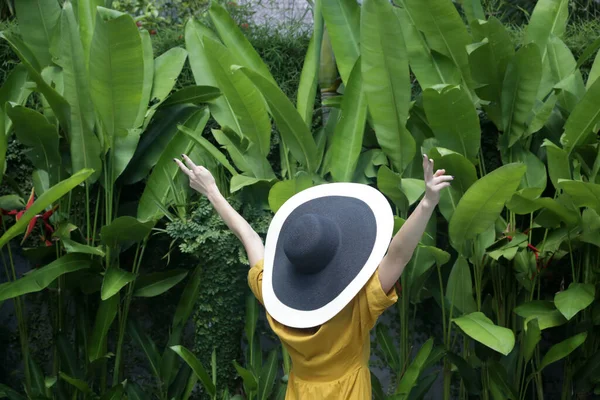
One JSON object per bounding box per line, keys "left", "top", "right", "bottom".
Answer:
{"left": 262, "top": 183, "right": 393, "bottom": 328}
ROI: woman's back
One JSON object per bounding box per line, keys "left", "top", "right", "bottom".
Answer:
{"left": 249, "top": 260, "right": 397, "bottom": 399}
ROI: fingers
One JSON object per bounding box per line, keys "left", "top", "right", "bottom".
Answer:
{"left": 422, "top": 154, "right": 434, "bottom": 180}
{"left": 433, "top": 175, "right": 454, "bottom": 185}
{"left": 438, "top": 182, "right": 452, "bottom": 190}
{"left": 181, "top": 154, "right": 197, "bottom": 170}
{"left": 174, "top": 158, "right": 192, "bottom": 176}
{"left": 434, "top": 169, "right": 446, "bottom": 177}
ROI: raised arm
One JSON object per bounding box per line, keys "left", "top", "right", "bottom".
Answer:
{"left": 378, "top": 154, "right": 453, "bottom": 293}
{"left": 175, "top": 155, "right": 264, "bottom": 267}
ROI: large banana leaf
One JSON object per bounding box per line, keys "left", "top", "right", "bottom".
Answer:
{"left": 297, "top": 0, "right": 323, "bottom": 126}
{"left": 453, "top": 312, "right": 515, "bottom": 355}
{"left": 424, "top": 85, "right": 480, "bottom": 161}
{"left": 77, "top": 0, "right": 104, "bottom": 67}
{"left": 0, "top": 65, "right": 32, "bottom": 134}
{"left": 134, "top": 269, "right": 188, "bottom": 297}
{"left": 395, "top": 338, "right": 434, "bottom": 397}
{"left": 501, "top": 44, "right": 542, "bottom": 147}
{"left": 0, "top": 254, "right": 91, "bottom": 301}
{"left": 123, "top": 104, "right": 203, "bottom": 184}
{"left": 203, "top": 37, "right": 271, "bottom": 157}
{"left": 15, "top": 0, "right": 61, "bottom": 68}
{"left": 159, "top": 85, "right": 221, "bottom": 108}
{"left": 539, "top": 332, "right": 587, "bottom": 371}
{"left": 541, "top": 139, "right": 570, "bottom": 189}
{"left": 258, "top": 350, "right": 279, "bottom": 400}
{"left": 0, "top": 169, "right": 93, "bottom": 249}
{"left": 7, "top": 105, "right": 61, "bottom": 180}
{"left": 445, "top": 256, "right": 477, "bottom": 315}
{"left": 428, "top": 147, "right": 477, "bottom": 195}
{"left": 554, "top": 283, "right": 595, "bottom": 320}
{"left": 506, "top": 195, "right": 578, "bottom": 228}
{"left": 402, "top": 0, "right": 474, "bottom": 90}
{"left": 208, "top": 2, "right": 275, "bottom": 83}
{"left": 90, "top": 9, "right": 144, "bottom": 144}
{"left": 547, "top": 36, "right": 585, "bottom": 112}
{"left": 134, "top": 30, "right": 154, "bottom": 129}
{"left": 54, "top": 2, "right": 102, "bottom": 182}
{"left": 524, "top": 0, "right": 568, "bottom": 64}
{"left": 457, "top": 0, "right": 484, "bottom": 25}
{"left": 561, "top": 78, "right": 600, "bottom": 154}
{"left": 449, "top": 163, "right": 526, "bottom": 247}
{"left": 238, "top": 66, "right": 319, "bottom": 172}
{"left": 89, "top": 293, "right": 119, "bottom": 362}
{"left": 557, "top": 180, "right": 600, "bottom": 213}
{"left": 395, "top": 6, "right": 459, "bottom": 89}
{"left": 1, "top": 31, "right": 71, "bottom": 131}
{"left": 128, "top": 319, "right": 161, "bottom": 378}
{"left": 361, "top": 0, "right": 414, "bottom": 173}
{"left": 100, "top": 267, "right": 137, "bottom": 300}
{"left": 137, "top": 108, "right": 210, "bottom": 221}
{"left": 503, "top": 145, "right": 547, "bottom": 197}
{"left": 268, "top": 174, "right": 313, "bottom": 213}
{"left": 150, "top": 48, "right": 188, "bottom": 103}
{"left": 211, "top": 127, "right": 274, "bottom": 179}
{"left": 171, "top": 345, "right": 216, "bottom": 397}
{"left": 328, "top": 58, "right": 366, "bottom": 182}
{"left": 185, "top": 18, "right": 238, "bottom": 132}
{"left": 587, "top": 49, "right": 600, "bottom": 89}
{"left": 101, "top": 216, "right": 154, "bottom": 246}
{"left": 321, "top": 0, "right": 360, "bottom": 84}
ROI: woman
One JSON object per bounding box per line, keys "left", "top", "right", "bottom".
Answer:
{"left": 175, "top": 154, "right": 452, "bottom": 399}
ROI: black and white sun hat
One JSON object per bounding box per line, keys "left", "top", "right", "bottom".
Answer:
{"left": 262, "top": 183, "right": 394, "bottom": 329}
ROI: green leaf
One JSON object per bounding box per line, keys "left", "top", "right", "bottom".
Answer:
{"left": 0, "top": 255, "right": 90, "bottom": 303}
{"left": 101, "top": 216, "right": 154, "bottom": 246}
{"left": 453, "top": 312, "right": 515, "bottom": 355}
{"left": 501, "top": 44, "right": 542, "bottom": 147}
{"left": 15, "top": 0, "right": 61, "bottom": 67}
{"left": 0, "top": 384, "right": 27, "bottom": 400}
{"left": 101, "top": 266, "right": 136, "bottom": 300}
{"left": 52, "top": 2, "right": 103, "bottom": 183}
{"left": 446, "top": 352, "right": 481, "bottom": 394}
{"left": 0, "top": 31, "right": 71, "bottom": 130}
{"left": 296, "top": 4, "right": 323, "bottom": 126}
{"left": 245, "top": 295, "right": 259, "bottom": 367}
{"left": 90, "top": 9, "right": 144, "bottom": 147}
{"left": 128, "top": 319, "right": 161, "bottom": 378}
{"left": 268, "top": 175, "right": 313, "bottom": 213}
{"left": 523, "top": 318, "right": 541, "bottom": 362}
{"left": 514, "top": 300, "right": 567, "bottom": 330}
{"left": 151, "top": 47, "right": 188, "bottom": 103}
{"left": 539, "top": 332, "right": 587, "bottom": 371}
{"left": 558, "top": 180, "right": 600, "bottom": 213}
{"left": 445, "top": 256, "right": 477, "bottom": 315}
{"left": 0, "top": 195, "right": 25, "bottom": 210}
{"left": 361, "top": 0, "right": 414, "bottom": 173}
{"left": 506, "top": 195, "right": 578, "bottom": 228}
{"left": 449, "top": 163, "right": 526, "bottom": 247}
{"left": 396, "top": 338, "right": 433, "bottom": 397}
{"left": 554, "top": 283, "right": 595, "bottom": 320}
{"left": 137, "top": 108, "right": 210, "bottom": 221}
{"left": 184, "top": 18, "right": 238, "bottom": 132}
{"left": 524, "top": 0, "right": 568, "bottom": 64}
{"left": 526, "top": 94, "right": 558, "bottom": 137}
{"left": 587, "top": 48, "right": 600, "bottom": 89}
{"left": 89, "top": 292, "right": 119, "bottom": 361}
{"left": 428, "top": 147, "right": 477, "bottom": 195}
{"left": 211, "top": 127, "right": 274, "bottom": 179}
{"left": 237, "top": 66, "right": 319, "bottom": 172}
{"left": 123, "top": 104, "right": 203, "bottom": 184}
{"left": 171, "top": 345, "right": 216, "bottom": 397}
{"left": 62, "top": 238, "right": 106, "bottom": 256}
{"left": 328, "top": 58, "right": 366, "bottom": 182}
{"left": 134, "top": 30, "right": 153, "bottom": 128}
{"left": 59, "top": 372, "right": 91, "bottom": 393}
{"left": 402, "top": 0, "right": 474, "bottom": 90}
{"left": 321, "top": 0, "right": 360, "bottom": 84}
{"left": 100, "top": 384, "right": 125, "bottom": 400}
{"left": 208, "top": 2, "right": 275, "bottom": 84}
{"left": 234, "top": 361, "right": 258, "bottom": 392}
{"left": 258, "top": 349, "right": 278, "bottom": 400}
{"left": 377, "top": 165, "right": 408, "bottom": 212}
{"left": 560, "top": 78, "right": 600, "bottom": 153}
{"left": 179, "top": 125, "right": 237, "bottom": 175}
{"left": 0, "top": 64, "right": 32, "bottom": 138}
{"left": 160, "top": 85, "right": 221, "bottom": 108}
{"left": 77, "top": 0, "right": 104, "bottom": 67}
{"left": 547, "top": 36, "right": 585, "bottom": 113}
{"left": 376, "top": 324, "right": 401, "bottom": 372}
{"left": 394, "top": 6, "right": 459, "bottom": 89}
{"left": 542, "top": 139, "right": 570, "bottom": 189}
{"left": 7, "top": 104, "right": 61, "bottom": 180}
{"left": 133, "top": 269, "right": 188, "bottom": 297}
{"left": 504, "top": 145, "right": 547, "bottom": 196}
{"left": 0, "top": 169, "right": 93, "bottom": 249}
{"left": 203, "top": 37, "right": 271, "bottom": 157}
{"left": 423, "top": 85, "right": 480, "bottom": 161}
{"left": 457, "top": 0, "right": 484, "bottom": 25}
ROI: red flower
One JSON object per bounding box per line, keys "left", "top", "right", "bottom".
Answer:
{"left": 149, "top": 29, "right": 157, "bottom": 35}
{"left": 240, "top": 23, "right": 249, "bottom": 30}
{"left": 0, "top": 188, "right": 58, "bottom": 245}
{"left": 136, "top": 21, "right": 143, "bottom": 27}
{"left": 227, "top": 1, "right": 238, "bottom": 6}
{"left": 179, "top": 35, "right": 183, "bottom": 40}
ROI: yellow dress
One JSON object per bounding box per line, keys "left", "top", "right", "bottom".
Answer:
{"left": 248, "top": 260, "right": 398, "bottom": 400}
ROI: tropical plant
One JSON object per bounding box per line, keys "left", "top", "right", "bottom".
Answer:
{"left": 0, "top": 0, "right": 224, "bottom": 397}
{"left": 181, "top": 0, "right": 600, "bottom": 398}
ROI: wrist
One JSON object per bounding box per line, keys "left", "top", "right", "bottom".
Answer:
{"left": 420, "top": 196, "right": 437, "bottom": 212}
{"left": 205, "top": 185, "right": 221, "bottom": 202}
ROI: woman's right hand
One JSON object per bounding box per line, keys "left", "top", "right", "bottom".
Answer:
{"left": 174, "top": 154, "right": 217, "bottom": 197}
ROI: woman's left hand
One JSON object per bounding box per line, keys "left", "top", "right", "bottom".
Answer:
{"left": 422, "top": 154, "right": 453, "bottom": 207}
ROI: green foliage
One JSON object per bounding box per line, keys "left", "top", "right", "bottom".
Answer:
{"left": 166, "top": 196, "right": 272, "bottom": 396}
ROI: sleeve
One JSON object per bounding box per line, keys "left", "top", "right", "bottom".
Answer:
{"left": 358, "top": 268, "right": 398, "bottom": 330}
{"left": 248, "top": 259, "right": 265, "bottom": 305}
